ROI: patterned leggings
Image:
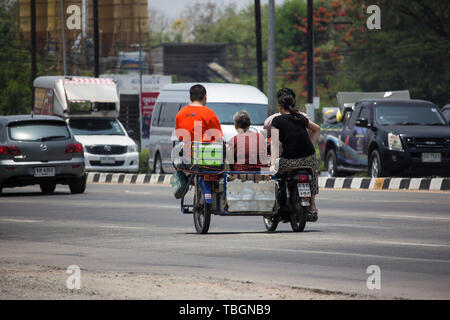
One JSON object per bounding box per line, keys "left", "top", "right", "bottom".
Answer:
{"left": 277, "top": 153, "right": 319, "bottom": 195}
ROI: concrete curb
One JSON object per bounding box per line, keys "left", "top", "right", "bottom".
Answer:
{"left": 87, "top": 172, "right": 171, "bottom": 185}
{"left": 318, "top": 177, "right": 450, "bottom": 191}
{"left": 86, "top": 173, "right": 450, "bottom": 191}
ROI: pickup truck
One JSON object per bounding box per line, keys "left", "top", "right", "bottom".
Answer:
{"left": 318, "top": 99, "right": 450, "bottom": 177}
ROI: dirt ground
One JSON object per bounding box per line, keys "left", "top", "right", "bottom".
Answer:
{"left": 0, "top": 260, "right": 381, "bottom": 300}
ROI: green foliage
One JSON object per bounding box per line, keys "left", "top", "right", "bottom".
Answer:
{"left": 335, "top": 0, "right": 450, "bottom": 107}
{"left": 139, "top": 149, "right": 150, "bottom": 173}
{"left": 0, "top": 2, "right": 32, "bottom": 115}
{"left": 315, "top": 145, "right": 325, "bottom": 172}
{"left": 275, "top": 0, "right": 307, "bottom": 62}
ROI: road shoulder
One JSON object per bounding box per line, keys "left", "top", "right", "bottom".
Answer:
{"left": 0, "top": 260, "right": 383, "bottom": 300}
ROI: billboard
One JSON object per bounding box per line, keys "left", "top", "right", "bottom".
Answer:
{"left": 101, "top": 74, "right": 172, "bottom": 151}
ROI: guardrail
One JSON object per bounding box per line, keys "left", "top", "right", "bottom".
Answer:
{"left": 86, "top": 173, "right": 450, "bottom": 191}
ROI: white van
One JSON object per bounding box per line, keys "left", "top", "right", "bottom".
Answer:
{"left": 33, "top": 76, "right": 139, "bottom": 173}
{"left": 148, "top": 83, "right": 268, "bottom": 173}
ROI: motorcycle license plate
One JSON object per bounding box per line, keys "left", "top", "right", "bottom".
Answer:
{"left": 297, "top": 183, "right": 311, "bottom": 197}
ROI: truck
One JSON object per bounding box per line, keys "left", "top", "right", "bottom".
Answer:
{"left": 33, "top": 76, "right": 139, "bottom": 172}
{"left": 33, "top": 76, "right": 120, "bottom": 118}
{"left": 318, "top": 91, "right": 450, "bottom": 178}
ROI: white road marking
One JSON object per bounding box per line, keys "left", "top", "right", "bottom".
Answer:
{"left": 238, "top": 246, "right": 450, "bottom": 264}
{"left": 100, "top": 225, "right": 145, "bottom": 230}
{"left": 379, "top": 214, "right": 450, "bottom": 221}
{"left": 236, "top": 233, "right": 450, "bottom": 248}
{"left": 0, "top": 218, "right": 41, "bottom": 223}
{"left": 376, "top": 241, "right": 450, "bottom": 248}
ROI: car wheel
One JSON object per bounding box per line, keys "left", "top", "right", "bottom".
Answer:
{"left": 325, "top": 149, "right": 341, "bottom": 177}
{"left": 154, "top": 153, "right": 164, "bottom": 174}
{"left": 69, "top": 174, "right": 87, "bottom": 194}
{"left": 40, "top": 183, "right": 56, "bottom": 194}
{"left": 369, "top": 150, "right": 388, "bottom": 178}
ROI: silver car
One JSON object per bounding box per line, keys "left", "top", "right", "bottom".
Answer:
{"left": 0, "top": 115, "right": 86, "bottom": 195}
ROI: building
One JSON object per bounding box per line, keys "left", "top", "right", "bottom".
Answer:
{"left": 151, "top": 43, "right": 234, "bottom": 82}
{"left": 18, "top": 0, "right": 149, "bottom": 74}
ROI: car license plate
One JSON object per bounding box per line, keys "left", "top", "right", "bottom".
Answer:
{"left": 422, "top": 153, "right": 441, "bottom": 163}
{"left": 100, "top": 157, "right": 116, "bottom": 164}
{"left": 297, "top": 183, "right": 311, "bottom": 197}
{"left": 34, "top": 167, "right": 55, "bottom": 177}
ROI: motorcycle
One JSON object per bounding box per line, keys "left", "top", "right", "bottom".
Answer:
{"left": 263, "top": 167, "right": 318, "bottom": 232}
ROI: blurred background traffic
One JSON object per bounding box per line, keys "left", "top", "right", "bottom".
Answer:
{"left": 0, "top": 0, "right": 449, "bottom": 176}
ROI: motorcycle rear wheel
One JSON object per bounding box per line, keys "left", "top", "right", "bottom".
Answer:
{"left": 193, "top": 182, "right": 211, "bottom": 234}
{"left": 289, "top": 186, "right": 307, "bottom": 232}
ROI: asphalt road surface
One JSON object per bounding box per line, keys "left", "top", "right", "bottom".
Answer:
{"left": 1, "top": 184, "right": 449, "bottom": 299}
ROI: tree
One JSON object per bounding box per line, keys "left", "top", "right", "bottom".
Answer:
{"left": 0, "top": 1, "right": 32, "bottom": 115}
{"left": 277, "top": 0, "right": 449, "bottom": 107}
{"left": 336, "top": 0, "right": 450, "bottom": 106}
{"left": 278, "top": 0, "right": 361, "bottom": 106}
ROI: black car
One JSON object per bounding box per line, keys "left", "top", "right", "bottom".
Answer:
{"left": 319, "top": 99, "right": 450, "bottom": 177}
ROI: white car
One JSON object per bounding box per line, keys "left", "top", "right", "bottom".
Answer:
{"left": 68, "top": 117, "right": 139, "bottom": 173}
{"left": 148, "top": 82, "right": 268, "bottom": 173}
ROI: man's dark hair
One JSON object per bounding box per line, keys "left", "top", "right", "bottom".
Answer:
{"left": 190, "top": 84, "right": 207, "bottom": 102}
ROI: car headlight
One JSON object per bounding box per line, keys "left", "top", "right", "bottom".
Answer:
{"left": 388, "top": 133, "right": 403, "bottom": 151}
{"left": 127, "top": 145, "right": 138, "bottom": 153}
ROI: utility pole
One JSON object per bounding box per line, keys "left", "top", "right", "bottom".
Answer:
{"left": 307, "top": 0, "right": 314, "bottom": 104}
{"left": 267, "top": 0, "right": 276, "bottom": 115}
{"left": 31, "top": 0, "right": 36, "bottom": 107}
{"left": 138, "top": 0, "right": 143, "bottom": 151}
{"left": 93, "top": 0, "right": 99, "bottom": 77}
{"left": 254, "top": 0, "right": 263, "bottom": 92}
{"left": 60, "top": 0, "right": 67, "bottom": 75}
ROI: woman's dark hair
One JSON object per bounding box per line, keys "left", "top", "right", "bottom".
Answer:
{"left": 277, "top": 87, "right": 296, "bottom": 100}
{"left": 277, "top": 88, "right": 305, "bottom": 124}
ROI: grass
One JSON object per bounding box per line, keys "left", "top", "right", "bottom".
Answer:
{"left": 139, "top": 149, "right": 151, "bottom": 174}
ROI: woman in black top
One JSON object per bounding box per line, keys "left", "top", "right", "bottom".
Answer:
{"left": 270, "top": 88, "right": 321, "bottom": 214}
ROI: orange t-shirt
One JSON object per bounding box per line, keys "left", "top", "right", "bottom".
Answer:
{"left": 175, "top": 105, "right": 223, "bottom": 142}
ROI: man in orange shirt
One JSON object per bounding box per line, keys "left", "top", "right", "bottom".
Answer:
{"left": 174, "top": 84, "right": 223, "bottom": 168}
{"left": 175, "top": 84, "right": 223, "bottom": 143}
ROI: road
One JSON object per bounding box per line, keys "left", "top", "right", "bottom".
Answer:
{"left": 1, "top": 184, "right": 449, "bottom": 299}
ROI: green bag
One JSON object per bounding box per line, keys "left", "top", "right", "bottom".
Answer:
{"left": 171, "top": 170, "right": 188, "bottom": 199}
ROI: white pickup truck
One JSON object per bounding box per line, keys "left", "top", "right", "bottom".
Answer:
{"left": 33, "top": 76, "right": 139, "bottom": 173}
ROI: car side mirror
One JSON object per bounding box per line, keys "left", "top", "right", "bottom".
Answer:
{"left": 355, "top": 118, "right": 369, "bottom": 128}
{"left": 127, "top": 129, "right": 135, "bottom": 137}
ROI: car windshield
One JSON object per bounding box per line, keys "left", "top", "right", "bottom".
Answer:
{"left": 69, "top": 118, "right": 125, "bottom": 136}
{"left": 8, "top": 121, "right": 71, "bottom": 141}
{"left": 375, "top": 104, "right": 446, "bottom": 126}
{"left": 207, "top": 103, "right": 268, "bottom": 125}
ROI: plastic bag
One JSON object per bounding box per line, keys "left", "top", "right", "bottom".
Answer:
{"left": 170, "top": 170, "right": 188, "bottom": 199}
